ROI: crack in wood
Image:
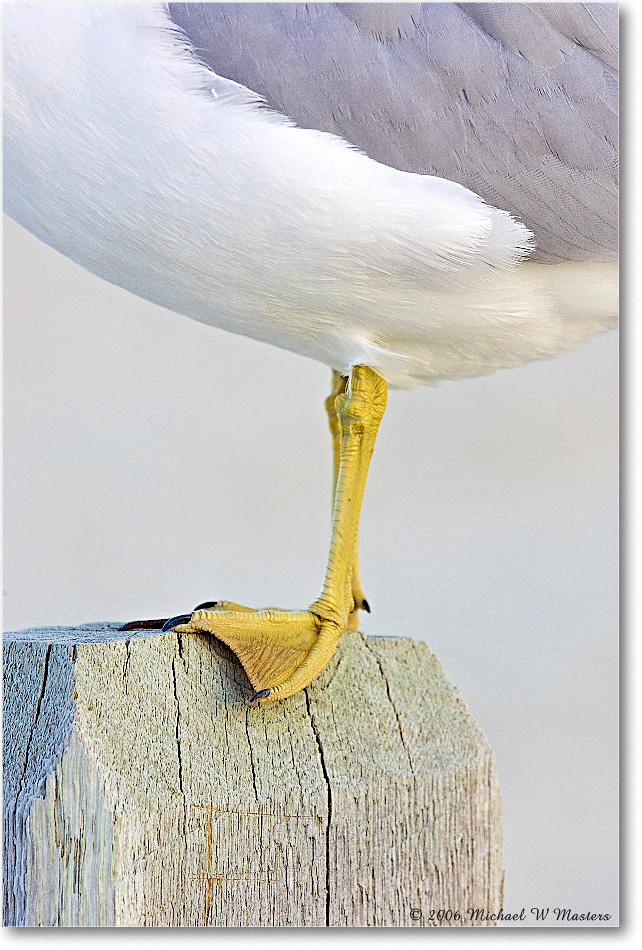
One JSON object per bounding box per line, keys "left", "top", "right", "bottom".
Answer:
{"left": 122, "top": 638, "right": 131, "bottom": 694}
{"left": 364, "top": 640, "right": 415, "bottom": 776}
{"left": 15, "top": 644, "right": 52, "bottom": 802}
{"left": 305, "top": 687, "right": 331, "bottom": 926}
{"left": 245, "top": 715, "right": 260, "bottom": 805}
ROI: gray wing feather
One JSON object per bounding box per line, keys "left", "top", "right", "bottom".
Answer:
{"left": 531, "top": 2, "right": 618, "bottom": 69}
{"left": 168, "top": 2, "right": 618, "bottom": 262}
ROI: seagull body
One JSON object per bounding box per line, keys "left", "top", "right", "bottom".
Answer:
{"left": 3, "top": 2, "right": 618, "bottom": 699}
{"left": 4, "top": 2, "right": 617, "bottom": 388}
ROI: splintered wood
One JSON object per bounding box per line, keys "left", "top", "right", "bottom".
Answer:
{"left": 3, "top": 626, "right": 503, "bottom": 926}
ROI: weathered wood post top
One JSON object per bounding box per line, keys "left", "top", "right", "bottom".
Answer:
{"left": 3, "top": 624, "right": 503, "bottom": 926}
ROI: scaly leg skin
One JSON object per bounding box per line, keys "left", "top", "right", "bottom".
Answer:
{"left": 325, "top": 371, "right": 371, "bottom": 631}
{"left": 168, "top": 365, "right": 387, "bottom": 702}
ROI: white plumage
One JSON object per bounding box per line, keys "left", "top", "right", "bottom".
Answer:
{"left": 3, "top": 3, "right": 617, "bottom": 388}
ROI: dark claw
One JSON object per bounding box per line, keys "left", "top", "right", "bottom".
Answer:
{"left": 251, "top": 689, "right": 271, "bottom": 702}
{"left": 161, "top": 613, "right": 193, "bottom": 632}
{"left": 361, "top": 599, "right": 371, "bottom": 613}
{"left": 119, "top": 618, "right": 169, "bottom": 631}
{"left": 122, "top": 602, "right": 217, "bottom": 633}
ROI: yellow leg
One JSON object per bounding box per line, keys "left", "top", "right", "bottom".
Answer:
{"left": 172, "top": 365, "right": 387, "bottom": 702}
{"left": 325, "top": 371, "right": 371, "bottom": 631}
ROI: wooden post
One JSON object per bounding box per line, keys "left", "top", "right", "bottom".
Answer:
{"left": 3, "top": 625, "right": 503, "bottom": 927}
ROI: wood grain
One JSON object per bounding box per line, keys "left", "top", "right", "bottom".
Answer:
{"left": 3, "top": 625, "right": 503, "bottom": 926}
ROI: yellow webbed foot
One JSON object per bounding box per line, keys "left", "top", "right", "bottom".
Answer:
{"left": 166, "top": 605, "right": 343, "bottom": 703}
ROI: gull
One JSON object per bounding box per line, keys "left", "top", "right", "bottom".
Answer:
{"left": 3, "top": 3, "right": 618, "bottom": 702}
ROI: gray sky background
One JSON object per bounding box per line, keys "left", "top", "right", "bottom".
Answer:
{"left": 3, "top": 215, "right": 618, "bottom": 923}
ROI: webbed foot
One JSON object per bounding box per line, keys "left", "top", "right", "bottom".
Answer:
{"left": 164, "top": 602, "right": 342, "bottom": 702}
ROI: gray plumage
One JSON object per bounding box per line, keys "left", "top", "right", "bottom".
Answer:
{"left": 169, "top": 1, "right": 618, "bottom": 263}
